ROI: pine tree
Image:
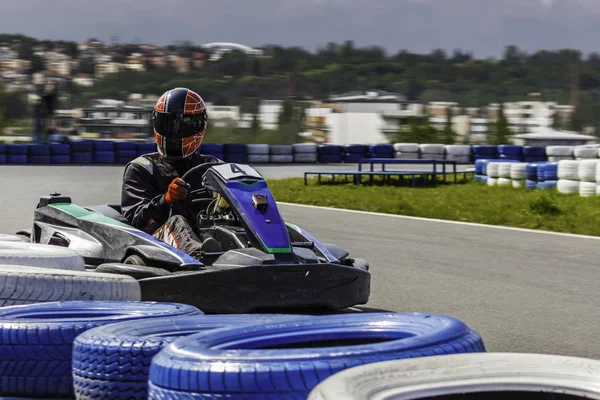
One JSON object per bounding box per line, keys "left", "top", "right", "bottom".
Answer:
{"left": 442, "top": 106, "right": 456, "bottom": 144}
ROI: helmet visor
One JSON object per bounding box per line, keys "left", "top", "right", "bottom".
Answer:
{"left": 153, "top": 111, "right": 206, "bottom": 138}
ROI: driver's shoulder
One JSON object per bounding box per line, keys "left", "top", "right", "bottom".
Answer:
{"left": 127, "top": 152, "right": 161, "bottom": 175}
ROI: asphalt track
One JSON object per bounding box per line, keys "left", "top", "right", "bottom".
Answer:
{"left": 1, "top": 164, "right": 599, "bottom": 359}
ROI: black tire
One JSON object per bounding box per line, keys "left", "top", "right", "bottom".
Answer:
{"left": 95, "top": 263, "right": 172, "bottom": 280}
{"left": 124, "top": 254, "right": 146, "bottom": 266}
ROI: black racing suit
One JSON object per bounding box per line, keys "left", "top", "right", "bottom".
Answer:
{"left": 120, "top": 152, "right": 219, "bottom": 256}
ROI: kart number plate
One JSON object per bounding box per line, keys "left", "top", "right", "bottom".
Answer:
{"left": 213, "top": 163, "right": 263, "bottom": 181}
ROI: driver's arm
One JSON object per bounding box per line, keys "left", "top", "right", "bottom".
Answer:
{"left": 121, "top": 161, "right": 171, "bottom": 232}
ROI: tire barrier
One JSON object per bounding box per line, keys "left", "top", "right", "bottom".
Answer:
{"left": 147, "top": 312, "right": 485, "bottom": 399}
{"left": 307, "top": 353, "right": 600, "bottom": 400}
{"left": 72, "top": 314, "right": 310, "bottom": 400}
{"left": 0, "top": 301, "right": 201, "bottom": 398}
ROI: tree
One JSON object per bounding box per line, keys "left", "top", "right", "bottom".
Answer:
{"left": 490, "top": 103, "right": 511, "bottom": 145}
{"left": 442, "top": 106, "right": 456, "bottom": 144}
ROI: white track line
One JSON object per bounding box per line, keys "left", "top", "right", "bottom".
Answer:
{"left": 278, "top": 202, "right": 600, "bottom": 241}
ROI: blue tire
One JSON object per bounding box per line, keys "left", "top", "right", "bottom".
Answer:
{"left": 225, "top": 154, "right": 249, "bottom": 163}
{"left": 7, "top": 154, "right": 28, "bottom": 164}
{"left": 471, "top": 145, "right": 497, "bottom": 156}
{"left": 0, "top": 154, "right": 6, "bottom": 164}
{"left": 369, "top": 144, "right": 394, "bottom": 154}
{"left": 148, "top": 313, "right": 485, "bottom": 399}
{"left": 318, "top": 145, "right": 343, "bottom": 155}
{"left": 538, "top": 180, "right": 557, "bottom": 190}
{"left": 71, "top": 152, "right": 93, "bottom": 164}
{"left": 370, "top": 152, "right": 394, "bottom": 159}
{"left": 51, "top": 155, "right": 71, "bottom": 164}
{"left": 116, "top": 150, "right": 138, "bottom": 159}
{"left": 523, "top": 146, "right": 546, "bottom": 157}
{"left": 200, "top": 143, "right": 224, "bottom": 154}
{"left": 6, "top": 144, "right": 28, "bottom": 155}
{"left": 136, "top": 143, "right": 157, "bottom": 156}
{"left": 525, "top": 180, "right": 538, "bottom": 190}
{"left": 224, "top": 143, "right": 247, "bottom": 155}
{"left": 73, "top": 314, "right": 309, "bottom": 400}
{"left": 318, "top": 154, "right": 343, "bottom": 163}
{"left": 497, "top": 145, "right": 523, "bottom": 156}
{"left": 344, "top": 144, "right": 368, "bottom": 153}
{"left": 93, "top": 151, "right": 116, "bottom": 164}
{"left": 28, "top": 144, "right": 50, "bottom": 156}
{"left": 114, "top": 141, "right": 137, "bottom": 151}
{"left": 0, "top": 301, "right": 202, "bottom": 398}
{"left": 29, "top": 155, "right": 51, "bottom": 165}
{"left": 498, "top": 154, "right": 523, "bottom": 161}
{"left": 93, "top": 140, "right": 115, "bottom": 152}
{"left": 70, "top": 140, "right": 94, "bottom": 153}
{"left": 50, "top": 143, "right": 70, "bottom": 155}
{"left": 343, "top": 153, "right": 364, "bottom": 163}
{"left": 0, "top": 144, "right": 5, "bottom": 153}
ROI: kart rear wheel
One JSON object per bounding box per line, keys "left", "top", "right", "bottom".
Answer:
{"left": 124, "top": 254, "right": 146, "bottom": 266}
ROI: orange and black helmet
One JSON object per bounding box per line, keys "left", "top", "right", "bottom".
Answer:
{"left": 153, "top": 87, "right": 208, "bottom": 159}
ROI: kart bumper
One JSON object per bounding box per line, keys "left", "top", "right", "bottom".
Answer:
{"left": 138, "top": 263, "right": 371, "bottom": 314}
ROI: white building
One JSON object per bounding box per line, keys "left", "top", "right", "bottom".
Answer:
{"left": 259, "top": 100, "right": 283, "bottom": 130}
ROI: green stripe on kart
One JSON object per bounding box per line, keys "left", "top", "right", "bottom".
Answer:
{"left": 50, "top": 203, "right": 133, "bottom": 228}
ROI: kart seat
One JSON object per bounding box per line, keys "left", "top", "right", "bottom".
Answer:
{"left": 85, "top": 204, "right": 130, "bottom": 225}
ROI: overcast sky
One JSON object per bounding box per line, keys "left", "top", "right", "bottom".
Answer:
{"left": 1, "top": 0, "right": 598, "bottom": 58}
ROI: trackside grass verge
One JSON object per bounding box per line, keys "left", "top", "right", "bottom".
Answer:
{"left": 268, "top": 178, "right": 600, "bottom": 237}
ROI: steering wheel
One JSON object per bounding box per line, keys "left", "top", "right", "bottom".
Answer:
{"left": 181, "top": 159, "right": 225, "bottom": 187}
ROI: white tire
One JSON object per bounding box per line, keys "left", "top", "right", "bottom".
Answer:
{"left": 579, "top": 181, "right": 597, "bottom": 197}
{"left": 246, "top": 144, "right": 270, "bottom": 155}
{"left": 557, "top": 160, "right": 580, "bottom": 180}
{"left": 269, "top": 154, "right": 294, "bottom": 163}
{"left": 307, "top": 353, "right": 600, "bottom": 400}
{"left": 487, "top": 177, "right": 497, "bottom": 186}
{"left": 512, "top": 179, "right": 522, "bottom": 188}
{"left": 0, "top": 234, "right": 27, "bottom": 243}
{"left": 293, "top": 153, "right": 318, "bottom": 163}
{"left": 0, "top": 242, "right": 85, "bottom": 271}
{"left": 497, "top": 163, "right": 514, "bottom": 178}
{"left": 393, "top": 143, "right": 420, "bottom": 153}
{"left": 0, "top": 265, "right": 141, "bottom": 306}
{"left": 445, "top": 145, "right": 471, "bottom": 155}
{"left": 269, "top": 145, "right": 293, "bottom": 155}
{"left": 557, "top": 179, "right": 580, "bottom": 195}
{"left": 574, "top": 145, "right": 599, "bottom": 159}
{"left": 497, "top": 177, "right": 511, "bottom": 186}
{"left": 548, "top": 156, "right": 575, "bottom": 161}
{"left": 419, "top": 144, "right": 445, "bottom": 154}
{"left": 546, "top": 145, "right": 575, "bottom": 157}
{"left": 247, "top": 154, "right": 270, "bottom": 163}
{"left": 486, "top": 162, "right": 500, "bottom": 178}
{"left": 578, "top": 159, "right": 599, "bottom": 182}
{"left": 420, "top": 153, "right": 445, "bottom": 160}
{"left": 292, "top": 143, "right": 318, "bottom": 154}
{"left": 445, "top": 154, "right": 471, "bottom": 164}
{"left": 394, "top": 152, "right": 420, "bottom": 159}
{"left": 509, "top": 163, "right": 527, "bottom": 180}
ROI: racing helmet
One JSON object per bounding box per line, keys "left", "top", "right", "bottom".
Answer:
{"left": 153, "top": 87, "right": 208, "bottom": 159}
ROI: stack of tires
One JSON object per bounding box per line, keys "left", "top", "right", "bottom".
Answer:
{"left": 497, "top": 145, "right": 523, "bottom": 161}
{"left": 70, "top": 141, "right": 93, "bottom": 164}
{"left": 557, "top": 160, "right": 580, "bottom": 194}
{"left": 293, "top": 143, "right": 318, "bottom": 163}
{"left": 496, "top": 162, "right": 513, "bottom": 186}
{"left": 269, "top": 145, "right": 294, "bottom": 163}
{"left": 578, "top": 160, "right": 599, "bottom": 197}
{"left": 546, "top": 146, "right": 574, "bottom": 161}
{"left": 537, "top": 162, "right": 558, "bottom": 189}
{"left": 419, "top": 144, "right": 445, "bottom": 160}
{"left": 50, "top": 142, "right": 71, "bottom": 164}
{"left": 0, "top": 144, "right": 6, "bottom": 164}
{"left": 574, "top": 145, "right": 599, "bottom": 160}
{"left": 318, "top": 144, "right": 343, "bottom": 163}
{"left": 486, "top": 161, "right": 500, "bottom": 186}
{"left": 92, "top": 140, "right": 116, "bottom": 164}
{"left": 445, "top": 145, "right": 471, "bottom": 164}
{"left": 474, "top": 159, "right": 490, "bottom": 183}
{"left": 368, "top": 143, "right": 394, "bottom": 159}
{"left": 6, "top": 144, "right": 28, "bottom": 164}
{"left": 393, "top": 143, "right": 420, "bottom": 159}
{"left": 525, "top": 162, "right": 544, "bottom": 189}
{"left": 246, "top": 144, "right": 270, "bottom": 163}
{"left": 28, "top": 144, "right": 51, "bottom": 165}
{"left": 522, "top": 146, "right": 546, "bottom": 162}
{"left": 200, "top": 143, "right": 225, "bottom": 160}
{"left": 223, "top": 144, "right": 248, "bottom": 163}
{"left": 472, "top": 145, "right": 497, "bottom": 162}
{"left": 114, "top": 142, "right": 138, "bottom": 164}
{"left": 136, "top": 142, "right": 156, "bottom": 157}
{"left": 510, "top": 163, "right": 527, "bottom": 188}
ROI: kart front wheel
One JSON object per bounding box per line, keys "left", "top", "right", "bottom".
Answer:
{"left": 124, "top": 254, "right": 146, "bottom": 266}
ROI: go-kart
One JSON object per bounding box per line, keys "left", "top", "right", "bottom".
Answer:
{"left": 19, "top": 160, "right": 371, "bottom": 313}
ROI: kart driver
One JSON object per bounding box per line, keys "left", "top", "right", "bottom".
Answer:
{"left": 120, "top": 87, "right": 222, "bottom": 258}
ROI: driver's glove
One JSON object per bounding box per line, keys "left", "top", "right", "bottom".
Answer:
{"left": 164, "top": 177, "right": 191, "bottom": 205}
